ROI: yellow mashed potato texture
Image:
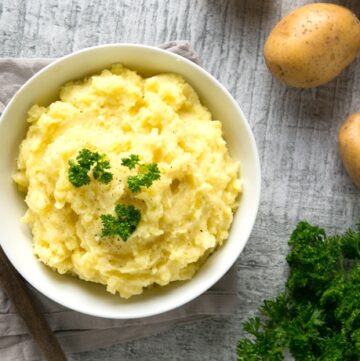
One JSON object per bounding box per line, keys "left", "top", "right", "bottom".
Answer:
{"left": 13, "top": 65, "right": 242, "bottom": 298}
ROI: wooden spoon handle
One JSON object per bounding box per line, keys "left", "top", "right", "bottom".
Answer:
{"left": 0, "top": 247, "right": 67, "bottom": 361}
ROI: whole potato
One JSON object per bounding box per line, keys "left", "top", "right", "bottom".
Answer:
{"left": 338, "top": 113, "right": 360, "bottom": 188}
{"left": 264, "top": 3, "right": 360, "bottom": 88}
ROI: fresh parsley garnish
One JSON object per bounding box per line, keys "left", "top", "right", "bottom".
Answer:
{"left": 127, "top": 163, "right": 160, "bottom": 193}
{"left": 121, "top": 154, "right": 140, "bottom": 169}
{"left": 100, "top": 204, "right": 141, "bottom": 241}
{"left": 121, "top": 154, "right": 160, "bottom": 193}
{"left": 93, "top": 158, "right": 113, "bottom": 184}
{"left": 237, "top": 221, "right": 360, "bottom": 360}
{"left": 68, "top": 149, "right": 113, "bottom": 187}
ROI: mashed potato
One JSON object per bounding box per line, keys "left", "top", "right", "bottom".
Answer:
{"left": 13, "top": 65, "right": 242, "bottom": 298}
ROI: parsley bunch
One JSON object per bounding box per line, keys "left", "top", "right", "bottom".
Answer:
{"left": 100, "top": 204, "right": 141, "bottom": 241}
{"left": 121, "top": 154, "right": 160, "bottom": 193}
{"left": 68, "top": 149, "right": 113, "bottom": 187}
{"left": 237, "top": 221, "right": 360, "bottom": 360}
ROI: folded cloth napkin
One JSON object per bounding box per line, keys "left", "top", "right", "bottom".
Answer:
{"left": 0, "top": 41, "right": 237, "bottom": 361}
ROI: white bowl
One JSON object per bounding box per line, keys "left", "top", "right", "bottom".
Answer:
{"left": 0, "top": 44, "right": 261, "bottom": 319}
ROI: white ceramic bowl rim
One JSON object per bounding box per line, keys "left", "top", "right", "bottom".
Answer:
{"left": 0, "top": 44, "right": 261, "bottom": 319}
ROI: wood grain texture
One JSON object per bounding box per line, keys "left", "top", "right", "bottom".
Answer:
{"left": 0, "top": 247, "right": 67, "bottom": 361}
{"left": 1, "top": 0, "right": 360, "bottom": 360}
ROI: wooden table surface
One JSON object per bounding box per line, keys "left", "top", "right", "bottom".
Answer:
{"left": 1, "top": 0, "right": 360, "bottom": 360}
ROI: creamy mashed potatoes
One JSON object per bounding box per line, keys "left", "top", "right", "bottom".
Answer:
{"left": 13, "top": 65, "right": 242, "bottom": 298}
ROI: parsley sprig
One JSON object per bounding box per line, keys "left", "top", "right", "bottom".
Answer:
{"left": 237, "top": 221, "right": 360, "bottom": 360}
{"left": 121, "top": 154, "right": 140, "bottom": 169}
{"left": 121, "top": 154, "right": 160, "bottom": 193}
{"left": 68, "top": 149, "right": 113, "bottom": 187}
{"left": 100, "top": 204, "right": 141, "bottom": 241}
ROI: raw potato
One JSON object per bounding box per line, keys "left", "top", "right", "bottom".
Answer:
{"left": 264, "top": 3, "right": 360, "bottom": 88}
{"left": 338, "top": 113, "right": 360, "bottom": 188}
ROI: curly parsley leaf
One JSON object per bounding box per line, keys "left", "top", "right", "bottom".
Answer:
{"left": 68, "top": 160, "right": 91, "bottom": 187}
{"left": 100, "top": 204, "right": 141, "bottom": 241}
{"left": 237, "top": 221, "right": 360, "bottom": 361}
{"left": 92, "top": 156, "right": 113, "bottom": 184}
{"left": 121, "top": 154, "right": 140, "bottom": 169}
{"left": 121, "top": 154, "right": 161, "bottom": 193}
{"left": 68, "top": 149, "right": 113, "bottom": 187}
{"left": 127, "top": 163, "right": 160, "bottom": 193}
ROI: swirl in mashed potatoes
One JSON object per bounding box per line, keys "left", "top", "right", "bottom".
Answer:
{"left": 13, "top": 65, "right": 242, "bottom": 298}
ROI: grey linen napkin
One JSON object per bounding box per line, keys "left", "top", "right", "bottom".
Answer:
{"left": 0, "top": 41, "right": 237, "bottom": 361}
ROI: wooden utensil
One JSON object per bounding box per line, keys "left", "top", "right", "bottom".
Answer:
{"left": 0, "top": 246, "right": 67, "bottom": 361}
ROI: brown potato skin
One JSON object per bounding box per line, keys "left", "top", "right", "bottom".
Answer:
{"left": 264, "top": 3, "right": 360, "bottom": 88}
{"left": 338, "top": 113, "right": 360, "bottom": 188}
